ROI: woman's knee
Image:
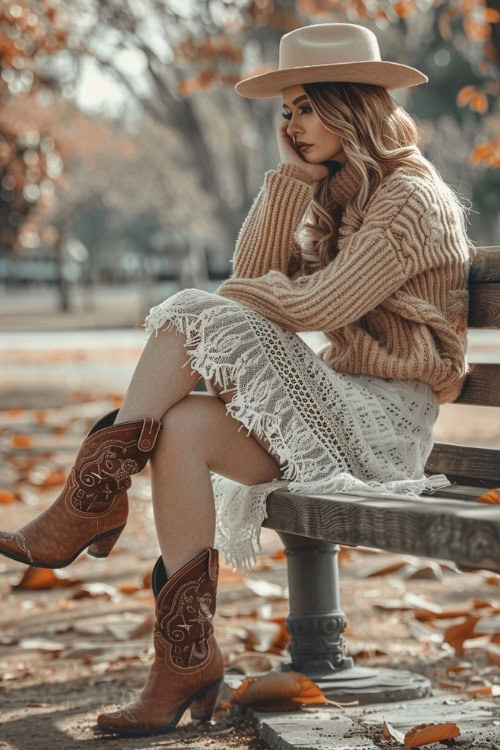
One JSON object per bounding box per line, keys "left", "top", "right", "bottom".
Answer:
{"left": 158, "top": 393, "right": 221, "bottom": 444}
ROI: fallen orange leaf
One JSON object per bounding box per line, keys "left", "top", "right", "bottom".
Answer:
{"left": 6, "top": 409, "right": 24, "bottom": 418}
{"left": 13, "top": 567, "right": 81, "bottom": 590}
{"left": 39, "top": 469, "right": 66, "bottom": 487}
{"left": 231, "top": 671, "right": 330, "bottom": 711}
{"left": 0, "top": 490, "right": 17, "bottom": 504}
{"left": 12, "top": 435, "right": 32, "bottom": 448}
{"left": 118, "top": 584, "right": 142, "bottom": 595}
{"left": 467, "top": 685, "right": 500, "bottom": 696}
{"left": 270, "top": 549, "right": 286, "bottom": 562}
{"left": 485, "top": 575, "right": 500, "bottom": 586}
{"left": 477, "top": 489, "right": 500, "bottom": 504}
{"left": 404, "top": 722, "right": 460, "bottom": 748}
{"left": 447, "top": 663, "right": 472, "bottom": 675}
{"left": 51, "top": 426, "right": 68, "bottom": 435}
{"left": 269, "top": 616, "right": 291, "bottom": 651}
{"left": 438, "top": 680, "right": 464, "bottom": 692}
{"left": 443, "top": 616, "right": 482, "bottom": 654}
{"left": 472, "top": 599, "right": 492, "bottom": 609}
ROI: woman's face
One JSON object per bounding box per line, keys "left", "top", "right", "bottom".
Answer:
{"left": 281, "top": 84, "right": 346, "bottom": 164}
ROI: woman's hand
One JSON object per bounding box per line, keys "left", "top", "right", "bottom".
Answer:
{"left": 277, "top": 121, "right": 329, "bottom": 182}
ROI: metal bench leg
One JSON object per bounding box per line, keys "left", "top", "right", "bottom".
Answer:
{"left": 276, "top": 531, "right": 432, "bottom": 704}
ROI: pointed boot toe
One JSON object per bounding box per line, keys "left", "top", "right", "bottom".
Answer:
{"left": 94, "top": 706, "right": 144, "bottom": 736}
{"left": 0, "top": 409, "right": 162, "bottom": 568}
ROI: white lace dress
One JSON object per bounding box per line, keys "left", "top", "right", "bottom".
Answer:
{"left": 143, "top": 287, "right": 452, "bottom": 573}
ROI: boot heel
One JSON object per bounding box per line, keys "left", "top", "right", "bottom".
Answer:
{"left": 190, "top": 679, "right": 222, "bottom": 722}
{"left": 88, "top": 527, "right": 125, "bottom": 558}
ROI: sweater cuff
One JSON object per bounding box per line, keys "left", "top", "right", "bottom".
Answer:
{"left": 276, "top": 162, "right": 317, "bottom": 185}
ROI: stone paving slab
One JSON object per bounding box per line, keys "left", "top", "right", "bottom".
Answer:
{"left": 252, "top": 710, "right": 378, "bottom": 750}
{"left": 224, "top": 674, "right": 500, "bottom": 750}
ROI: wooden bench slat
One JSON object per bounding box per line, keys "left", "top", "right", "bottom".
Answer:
{"left": 425, "top": 442, "right": 500, "bottom": 486}
{"left": 455, "top": 363, "right": 500, "bottom": 406}
{"left": 264, "top": 489, "right": 500, "bottom": 572}
{"left": 469, "top": 283, "right": 500, "bottom": 327}
{"left": 469, "top": 246, "right": 500, "bottom": 283}
{"left": 422, "top": 484, "right": 485, "bottom": 501}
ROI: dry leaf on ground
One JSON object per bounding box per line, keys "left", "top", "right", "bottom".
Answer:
{"left": 404, "top": 721, "right": 460, "bottom": 748}
{"left": 0, "top": 490, "right": 17, "bottom": 503}
{"left": 11, "top": 435, "right": 32, "bottom": 448}
{"left": 383, "top": 720, "right": 461, "bottom": 748}
{"left": 231, "top": 671, "right": 327, "bottom": 711}
{"left": 477, "top": 489, "right": 500, "bottom": 504}
{"left": 443, "top": 616, "right": 482, "bottom": 653}
{"left": 383, "top": 720, "right": 405, "bottom": 743}
{"left": 13, "top": 567, "right": 82, "bottom": 590}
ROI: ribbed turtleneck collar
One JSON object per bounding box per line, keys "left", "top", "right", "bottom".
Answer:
{"left": 327, "top": 159, "right": 359, "bottom": 208}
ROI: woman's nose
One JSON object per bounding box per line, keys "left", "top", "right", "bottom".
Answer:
{"left": 287, "top": 120, "right": 302, "bottom": 139}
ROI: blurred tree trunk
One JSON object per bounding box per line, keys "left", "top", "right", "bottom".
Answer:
{"left": 54, "top": 227, "right": 71, "bottom": 313}
{"left": 81, "top": 0, "right": 299, "bottom": 260}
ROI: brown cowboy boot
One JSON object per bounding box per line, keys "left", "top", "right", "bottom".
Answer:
{"left": 0, "top": 408, "right": 162, "bottom": 568}
{"left": 94, "top": 547, "right": 225, "bottom": 737}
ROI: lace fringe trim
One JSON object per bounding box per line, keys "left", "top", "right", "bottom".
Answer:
{"left": 143, "top": 299, "right": 452, "bottom": 572}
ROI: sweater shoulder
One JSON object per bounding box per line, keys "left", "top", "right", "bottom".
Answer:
{"left": 376, "top": 166, "right": 459, "bottom": 216}
{"left": 373, "top": 167, "right": 474, "bottom": 270}
{"left": 363, "top": 166, "right": 462, "bottom": 235}
{"left": 355, "top": 168, "right": 428, "bottom": 232}
{"left": 372, "top": 167, "right": 438, "bottom": 206}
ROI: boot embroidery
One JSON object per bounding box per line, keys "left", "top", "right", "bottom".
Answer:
{"left": 104, "top": 708, "right": 138, "bottom": 723}
{"left": 0, "top": 531, "right": 34, "bottom": 564}
{"left": 160, "top": 576, "right": 214, "bottom": 669}
{"left": 71, "top": 441, "right": 140, "bottom": 512}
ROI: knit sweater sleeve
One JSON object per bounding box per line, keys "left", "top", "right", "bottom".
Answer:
{"left": 230, "top": 162, "right": 316, "bottom": 279}
{"left": 216, "top": 176, "right": 435, "bottom": 333}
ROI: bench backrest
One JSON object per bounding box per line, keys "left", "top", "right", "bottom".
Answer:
{"left": 425, "top": 246, "right": 500, "bottom": 488}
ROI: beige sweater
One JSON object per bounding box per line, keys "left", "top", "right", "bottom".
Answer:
{"left": 215, "top": 160, "right": 476, "bottom": 404}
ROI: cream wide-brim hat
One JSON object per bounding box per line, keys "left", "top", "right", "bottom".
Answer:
{"left": 235, "top": 23, "right": 428, "bottom": 98}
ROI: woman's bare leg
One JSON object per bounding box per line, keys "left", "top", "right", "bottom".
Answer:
{"left": 205, "top": 377, "right": 281, "bottom": 465}
{"left": 115, "top": 327, "right": 200, "bottom": 424}
{"left": 150, "top": 392, "right": 282, "bottom": 578}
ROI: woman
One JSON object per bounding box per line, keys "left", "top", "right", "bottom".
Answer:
{"left": 0, "top": 22, "right": 475, "bottom": 737}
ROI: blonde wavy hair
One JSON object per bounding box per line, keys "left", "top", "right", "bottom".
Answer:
{"left": 298, "top": 81, "right": 474, "bottom": 271}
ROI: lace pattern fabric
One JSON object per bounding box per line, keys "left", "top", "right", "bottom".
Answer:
{"left": 143, "top": 288, "right": 452, "bottom": 573}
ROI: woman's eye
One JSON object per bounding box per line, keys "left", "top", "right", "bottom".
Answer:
{"left": 281, "top": 106, "right": 312, "bottom": 120}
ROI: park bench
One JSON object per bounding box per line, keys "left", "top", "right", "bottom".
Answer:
{"left": 258, "top": 245, "right": 500, "bottom": 704}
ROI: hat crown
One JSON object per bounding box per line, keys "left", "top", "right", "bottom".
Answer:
{"left": 279, "top": 23, "right": 381, "bottom": 70}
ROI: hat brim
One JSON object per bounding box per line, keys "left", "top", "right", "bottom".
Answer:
{"left": 235, "top": 61, "right": 428, "bottom": 98}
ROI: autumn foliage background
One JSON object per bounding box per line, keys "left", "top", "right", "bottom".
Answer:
{"left": 0, "top": 0, "right": 498, "bottom": 313}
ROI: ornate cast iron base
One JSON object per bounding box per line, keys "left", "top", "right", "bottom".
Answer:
{"left": 276, "top": 531, "right": 432, "bottom": 704}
